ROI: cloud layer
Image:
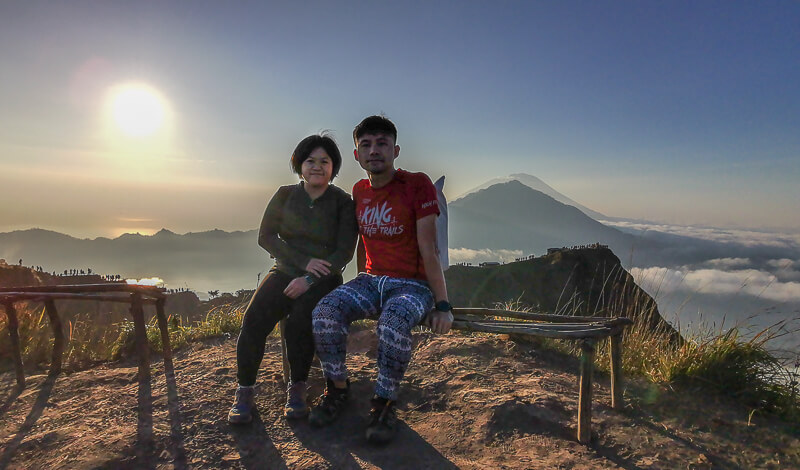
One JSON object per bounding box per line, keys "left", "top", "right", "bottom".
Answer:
{"left": 448, "top": 248, "right": 523, "bottom": 264}
{"left": 631, "top": 265, "right": 800, "bottom": 304}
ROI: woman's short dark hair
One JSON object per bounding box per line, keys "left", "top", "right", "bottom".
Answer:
{"left": 290, "top": 133, "right": 342, "bottom": 181}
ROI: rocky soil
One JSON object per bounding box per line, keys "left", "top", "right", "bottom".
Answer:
{"left": 1, "top": 330, "right": 798, "bottom": 469}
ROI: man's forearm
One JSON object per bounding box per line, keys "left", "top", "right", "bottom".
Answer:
{"left": 421, "top": 252, "right": 448, "bottom": 303}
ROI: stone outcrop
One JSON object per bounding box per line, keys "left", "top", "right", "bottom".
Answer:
{"left": 445, "top": 247, "right": 682, "bottom": 343}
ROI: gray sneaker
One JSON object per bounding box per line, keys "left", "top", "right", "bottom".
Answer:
{"left": 228, "top": 385, "right": 255, "bottom": 424}
{"left": 284, "top": 381, "right": 309, "bottom": 419}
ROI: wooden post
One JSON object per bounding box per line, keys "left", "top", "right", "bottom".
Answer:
{"left": 279, "top": 318, "right": 290, "bottom": 384}
{"left": 578, "top": 339, "right": 595, "bottom": 444}
{"left": 130, "top": 293, "right": 151, "bottom": 384}
{"left": 609, "top": 333, "right": 623, "bottom": 410}
{"left": 3, "top": 302, "right": 25, "bottom": 387}
{"left": 154, "top": 298, "right": 175, "bottom": 377}
{"left": 44, "top": 299, "right": 64, "bottom": 376}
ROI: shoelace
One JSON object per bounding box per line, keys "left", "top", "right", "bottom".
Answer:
{"left": 373, "top": 400, "right": 394, "bottom": 422}
{"left": 322, "top": 390, "right": 345, "bottom": 411}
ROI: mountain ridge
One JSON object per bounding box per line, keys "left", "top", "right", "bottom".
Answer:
{"left": 449, "top": 180, "right": 637, "bottom": 257}
{"left": 455, "top": 173, "right": 606, "bottom": 220}
{"left": 1, "top": 181, "right": 646, "bottom": 293}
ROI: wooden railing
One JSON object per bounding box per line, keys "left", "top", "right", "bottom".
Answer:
{"left": 0, "top": 283, "right": 173, "bottom": 388}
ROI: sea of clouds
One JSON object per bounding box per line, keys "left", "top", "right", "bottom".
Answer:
{"left": 448, "top": 247, "right": 523, "bottom": 264}
{"left": 604, "top": 221, "right": 800, "bottom": 358}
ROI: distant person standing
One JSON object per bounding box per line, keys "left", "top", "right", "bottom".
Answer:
{"left": 228, "top": 134, "right": 358, "bottom": 424}
{"left": 309, "top": 115, "right": 453, "bottom": 443}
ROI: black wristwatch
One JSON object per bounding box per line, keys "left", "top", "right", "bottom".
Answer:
{"left": 303, "top": 274, "right": 316, "bottom": 286}
{"left": 434, "top": 300, "right": 452, "bottom": 312}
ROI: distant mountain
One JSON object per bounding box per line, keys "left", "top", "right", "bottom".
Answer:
{"left": 0, "top": 228, "right": 268, "bottom": 294}
{"left": 449, "top": 181, "right": 637, "bottom": 257}
{"left": 456, "top": 173, "right": 606, "bottom": 220}
{"left": 1, "top": 182, "right": 664, "bottom": 295}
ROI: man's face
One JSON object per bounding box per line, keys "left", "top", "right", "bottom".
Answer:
{"left": 354, "top": 132, "right": 399, "bottom": 175}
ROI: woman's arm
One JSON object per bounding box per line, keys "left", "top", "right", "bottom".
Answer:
{"left": 257, "top": 186, "right": 310, "bottom": 271}
{"left": 321, "top": 194, "right": 359, "bottom": 275}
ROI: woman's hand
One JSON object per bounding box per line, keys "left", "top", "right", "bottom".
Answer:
{"left": 305, "top": 258, "right": 332, "bottom": 277}
{"left": 284, "top": 277, "right": 310, "bottom": 299}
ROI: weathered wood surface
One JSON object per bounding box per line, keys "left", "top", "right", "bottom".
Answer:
{"left": 451, "top": 320, "right": 614, "bottom": 339}
{"left": 0, "top": 283, "right": 166, "bottom": 297}
{"left": 2, "top": 302, "right": 25, "bottom": 387}
{"left": 0, "top": 284, "right": 171, "bottom": 391}
{"left": 44, "top": 299, "right": 65, "bottom": 376}
{"left": 609, "top": 333, "right": 624, "bottom": 410}
{"left": 453, "top": 307, "right": 633, "bottom": 326}
{"left": 279, "top": 318, "right": 291, "bottom": 385}
{"left": 578, "top": 339, "right": 596, "bottom": 444}
{"left": 155, "top": 298, "right": 175, "bottom": 376}
{"left": 130, "top": 293, "right": 151, "bottom": 384}
{"left": 0, "top": 292, "right": 160, "bottom": 303}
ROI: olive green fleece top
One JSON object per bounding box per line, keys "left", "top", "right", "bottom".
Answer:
{"left": 258, "top": 182, "right": 358, "bottom": 281}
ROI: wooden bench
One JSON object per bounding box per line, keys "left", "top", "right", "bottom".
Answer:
{"left": 280, "top": 307, "right": 632, "bottom": 444}
{"left": 0, "top": 283, "right": 173, "bottom": 388}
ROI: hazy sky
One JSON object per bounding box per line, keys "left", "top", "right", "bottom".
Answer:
{"left": 1, "top": 1, "right": 798, "bottom": 239}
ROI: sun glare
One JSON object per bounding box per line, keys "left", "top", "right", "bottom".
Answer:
{"left": 108, "top": 83, "right": 168, "bottom": 137}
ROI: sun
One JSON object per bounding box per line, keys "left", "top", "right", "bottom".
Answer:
{"left": 109, "top": 84, "right": 168, "bottom": 137}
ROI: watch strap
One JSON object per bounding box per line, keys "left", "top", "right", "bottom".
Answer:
{"left": 434, "top": 300, "right": 452, "bottom": 312}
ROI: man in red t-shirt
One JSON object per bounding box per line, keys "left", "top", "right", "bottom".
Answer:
{"left": 310, "top": 115, "right": 453, "bottom": 444}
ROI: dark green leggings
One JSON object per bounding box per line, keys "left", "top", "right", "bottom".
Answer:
{"left": 236, "top": 268, "right": 341, "bottom": 386}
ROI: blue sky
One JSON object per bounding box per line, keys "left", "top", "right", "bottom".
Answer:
{"left": 1, "top": 1, "right": 798, "bottom": 238}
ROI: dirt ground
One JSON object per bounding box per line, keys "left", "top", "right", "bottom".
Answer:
{"left": 1, "top": 330, "right": 798, "bottom": 469}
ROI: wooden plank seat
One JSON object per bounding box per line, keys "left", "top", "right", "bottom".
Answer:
{"left": 279, "top": 306, "right": 632, "bottom": 444}
{"left": 0, "top": 283, "right": 172, "bottom": 390}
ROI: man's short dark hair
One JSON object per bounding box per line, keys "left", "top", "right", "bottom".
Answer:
{"left": 353, "top": 115, "right": 397, "bottom": 145}
{"left": 290, "top": 133, "right": 342, "bottom": 181}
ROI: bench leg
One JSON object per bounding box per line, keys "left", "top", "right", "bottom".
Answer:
{"left": 3, "top": 303, "right": 25, "bottom": 388}
{"left": 130, "top": 293, "right": 151, "bottom": 384}
{"left": 279, "top": 318, "right": 290, "bottom": 384}
{"left": 578, "top": 339, "right": 595, "bottom": 444}
{"left": 44, "top": 300, "right": 65, "bottom": 376}
{"left": 609, "top": 333, "right": 624, "bottom": 410}
{"left": 154, "top": 299, "right": 175, "bottom": 378}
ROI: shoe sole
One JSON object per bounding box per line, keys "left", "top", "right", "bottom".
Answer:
{"left": 365, "top": 428, "right": 395, "bottom": 444}
{"left": 284, "top": 408, "right": 310, "bottom": 420}
{"left": 308, "top": 412, "right": 338, "bottom": 427}
{"left": 228, "top": 414, "right": 253, "bottom": 425}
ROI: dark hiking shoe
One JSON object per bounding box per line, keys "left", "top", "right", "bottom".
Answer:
{"left": 365, "top": 396, "right": 397, "bottom": 444}
{"left": 284, "top": 381, "right": 309, "bottom": 419}
{"left": 308, "top": 379, "right": 349, "bottom": 427}
{"left": 228, "top": 385, "right": 255, "bottom": 424}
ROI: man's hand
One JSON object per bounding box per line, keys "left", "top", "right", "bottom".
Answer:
{"left": 305, "top": 258, "right": 331, "bottom": 277}
{"left": 428, "top": 310, "right": 453, "bottom": 334}
{"left": 283, "top": 277, "right": 310, "bottom": 299}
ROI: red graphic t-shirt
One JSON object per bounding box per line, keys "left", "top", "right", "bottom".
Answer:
{"left": 353, "top": 169, "right": 440, "bottom": 280}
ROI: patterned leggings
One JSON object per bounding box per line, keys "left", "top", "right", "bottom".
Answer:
{"left": 312, "top": 274, "right": 434, "bottom": 400}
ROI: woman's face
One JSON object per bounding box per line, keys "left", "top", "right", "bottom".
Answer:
{"left": 301, "top": 147, "right": 333, "bottom": 187}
